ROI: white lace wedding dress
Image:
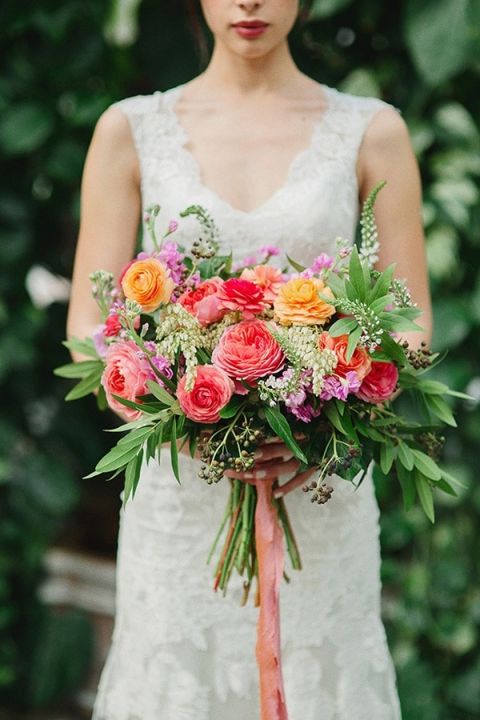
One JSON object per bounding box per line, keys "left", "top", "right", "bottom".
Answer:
{"left": 91, "top": 82, "right": 403, "bottom": 720}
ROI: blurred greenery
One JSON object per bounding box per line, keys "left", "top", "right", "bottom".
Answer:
{"left": 0, "top": 0, "right": 479, "bottom": 716}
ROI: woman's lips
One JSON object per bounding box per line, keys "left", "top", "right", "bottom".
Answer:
{"left": 233, "top": 22, "right": 269, "bottom": 39}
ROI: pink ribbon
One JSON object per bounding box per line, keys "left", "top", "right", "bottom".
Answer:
{"left": 254, "top": 477, "right": 289, "bottom": 720}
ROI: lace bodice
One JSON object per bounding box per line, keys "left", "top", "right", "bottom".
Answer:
{"left": 112, "top": 83, "right": 399, "bottom": 264}
{"left": 92, "top": 82, "right": 403, "bottom": 720}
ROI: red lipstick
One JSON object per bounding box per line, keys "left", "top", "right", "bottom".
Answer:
{"left": 232, "top": 20, "right": 269, "bottom": 39}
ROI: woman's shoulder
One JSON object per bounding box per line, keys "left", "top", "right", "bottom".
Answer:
{"left": 326, "top": 82, "right": 402, "bottom": 121}
{"left": 108, "top": 90, "right": 164, "bottom": 118}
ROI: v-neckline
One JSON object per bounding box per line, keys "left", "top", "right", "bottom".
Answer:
{"left": 160, "top": 82, "right": 337, "bottom": 218}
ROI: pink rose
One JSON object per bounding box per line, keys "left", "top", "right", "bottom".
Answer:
{"left": 177, "top": 364, "right": 234, "bottom": 423}
{"left": 101, "top": 340, "right": 154, "bottom": 420}
{"left": 355, "top": 361, "right": 399, "bottom": 404}
{"left": 177, "top": 277, "right": 226, "bottom": 326}
{"left": 212, "top": 319, "right": 285, "bottom": 383}
{"left": 217, "top": 278, "right": 267, "bottom": 319}
{"left": 240, "top": 265, "right": 286, "bottom": 304}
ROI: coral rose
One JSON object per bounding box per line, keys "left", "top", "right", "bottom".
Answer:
{"left": 273, "top": 277, "right": 335, "bottom": 325}
{"left": 121, "top": 258, "right": 174, "bottom": 312}
{"left": 178, "top": 277, "right": 226, "bottom": 326}
{"left": 240, "top": 265, "right": 286, "bottom": 304}
{"left": 101, "top": 340, "right": 155, "bottom": 421}
{"left": 318, "top": 332, "right": 372, "bottom": 380}
{"left": 177, "top": 364, "right": 234, "bottom": 423}
{"left": 217, "top": 278, "right": 267, "bottom": 319}
{"left": 356, "top": 361, "right": 399, "bottom": 404}
{"left": 212, "top": 319, "right": 285, "bottom": 383}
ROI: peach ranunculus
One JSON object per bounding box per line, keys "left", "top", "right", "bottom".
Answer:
{"left": 356, "top": 361, "right": 399, "bottom": 404}
{"left": 273, "top": 277, "right": 336, "bottom": 326}
{"left": 121, "top": 257, "right": 174, "bottom": 313}
{"left": 177, "top": 277, "right": 226, "bottom": 326}
{"left": 212, "top": 319, "right": 285, "bottom": 383}
{"left": 318, "top": 331, "right": 372, "bottom": 381}
{"left": 177, "top": 364, "right": 234, "bottom": 423}
{"left": 101, "top": 340, "right": 155, "bottom": 421}
{"left": 240, "top": 265, "right": 286, "bottom": 304}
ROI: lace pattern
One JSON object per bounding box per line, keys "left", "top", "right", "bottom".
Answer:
{"left": 92, "top": 83, "right": 403, "bottom": 720}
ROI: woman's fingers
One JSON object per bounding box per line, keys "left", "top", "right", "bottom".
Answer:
{"left": 273, "top": 468, "right": 316, "bottom": 498}
{"left": 254, "top": 443, "right": 293, "bottom": 463}
{"left": 224, "top": 457, "right": 301, "bottom": 482}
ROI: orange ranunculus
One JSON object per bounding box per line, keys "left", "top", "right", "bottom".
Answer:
{"left": 240, "top": 265, "right": 286, "bottom": 304}
{"left": 273, "top": 277, "right": 335, "bottom": 326}
{"left": 318, "top": 331, "right": 372, "bottom": 380}
{"left": 121, "top": 258, "right": 174, "bottom": 313}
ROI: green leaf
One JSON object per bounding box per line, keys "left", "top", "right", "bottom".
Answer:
{"left": 264, "top": 406, "right": 308, "bottom": 464}
{"left": 370, "top": 294, "right": 395, "bottom": 315}
{"left": 146, "top": 379, "right": 176, "bottom": 406}
{"left": 117, "top": 425, "right": 155, "bottom": 451}
{"left": 378, "top": 331, "right": 408, "bottom": 365}
{"left": 345, "top": 325, "right": 362, "bottom": 362}
{"left": 62, "top": 336, "right": 99, "bottom": 359}
{"left": 405, "top": 0, "right": 471, "bottom": 86}
{"left": 323, "top": 403, "right": 347, "bottom": 435}
{"left": 286, "top": 254, "right": 306, "bottom": 272}
{"left": 398, "top": 441, "right": 415, "bottom": 471}
{"left": 348, "top": 246, "right": 367, "bottom": 301}
{"left": 424, "top": 394, "right": 457, "bottom": 427}
{"left": 84, "top": 443, "right": 141, "bottom": 478}
{"left": 414, "top": 470, "right": 435, "bottom": 523}
{"left": 111, "top": 393, "right": 162, "bottom": 415}
{"left": 324, "top": 272, "right": 345, "bottom": 298}
{"left": 123, "top": 448, "right": 144, "bottom": 506}
{"left": 368, "top": 265, "right": 395, "bottom": 303}
{"left": 380, "top": 442, "right": 396, "bottom": 474}
{"left": 189, "top": 432, "right": 198, "bottom": 459}
{"left": 396, "top": 460, "right": 416, "bottom": 512}
{"left": 65, "top": 368, "right": 103, "bottom": 401}
{"left": 219, "top": 396, "right": 245, "bottom": 419}
{"left": 170, "top": 416, "right": 181, "bottom": 484}
{"left": 327, "top": 316, "right": 358, "bottom": 337}
{"left": 54, "top": 360, "right": 103, "bottom": 379}
{"left": 411, "top": 449, "right": 442, "bottom": 480}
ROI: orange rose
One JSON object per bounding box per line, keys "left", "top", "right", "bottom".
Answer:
{"left": 121, "top": 258, "right": 174, "bottom": 313}
{"left": 273, "top": 277, "right": 335, "bottom": 326}
{"left": 318, "top": 331, "right": 372, "bottom": 380}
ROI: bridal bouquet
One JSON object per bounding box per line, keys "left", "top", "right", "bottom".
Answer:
{"left": 55, "top": 181, "right": 466, "bottom": 719}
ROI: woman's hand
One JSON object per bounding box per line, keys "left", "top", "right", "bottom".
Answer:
{"left": 224, "top": 435, "right": 316, "bottom": 498}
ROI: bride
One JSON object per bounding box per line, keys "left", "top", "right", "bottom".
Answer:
{"left": 67, "top": 1, "right": 432, "bottom": 718}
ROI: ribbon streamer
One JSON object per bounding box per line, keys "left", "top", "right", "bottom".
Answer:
{"left": 255, "top": 477, "right": 289, "bottom": 720}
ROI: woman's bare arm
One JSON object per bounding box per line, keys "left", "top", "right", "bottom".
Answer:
{"left": 66, "top": 105, "right": 141, "bottom": 361}
{"left": 357, "top": 107, "right": 433, "bottom": 350}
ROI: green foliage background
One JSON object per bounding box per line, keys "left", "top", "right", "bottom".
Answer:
{"left": 1, "top": 0, "right": 479, "bottom": 715}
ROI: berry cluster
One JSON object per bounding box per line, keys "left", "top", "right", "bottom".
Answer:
{"left": 417, "top": 432, "right": 446, "bottom": 461}
{"left": 402, "top": 340, "right": 434, "bottom": 370}
{"left": 197, "top": 420, "right": 267, "bottom": 485}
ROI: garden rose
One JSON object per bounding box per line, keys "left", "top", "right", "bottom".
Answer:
{"left": 217, "top": 278, "right": 267, "bottom": 319}
{"left": 121, "top": 257, "right": 174, "bottom": 312}
{"left": 212, "top": 319, "right": 285, "bottom": 383}
{"left": 240, "top": 265, "right": 286, "bottom": 303}
{"left": 318, "top": 332, "right": 372, "bottom": 380}
{"left": 356, "top": 361, "right": 399, "bottom": 404}
{"left": 178, "top": 277, "right": 226, "bottom": 326}
{"left": 101, "top": 340, "right": 155, "bottom": 421}
{"left": 273, "top": 277, "right": 335, "bottom": 325}
{"left": 177, "top": 364, "right": 234, "bottom": 423}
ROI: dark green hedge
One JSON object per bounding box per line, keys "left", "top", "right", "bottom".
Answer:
{"left": 0, "top": 0, "right": 479, "bottom": 715}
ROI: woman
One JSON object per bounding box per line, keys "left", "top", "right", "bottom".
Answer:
{"left": 67, "top": 1, "right": 432, "bottom": 718}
